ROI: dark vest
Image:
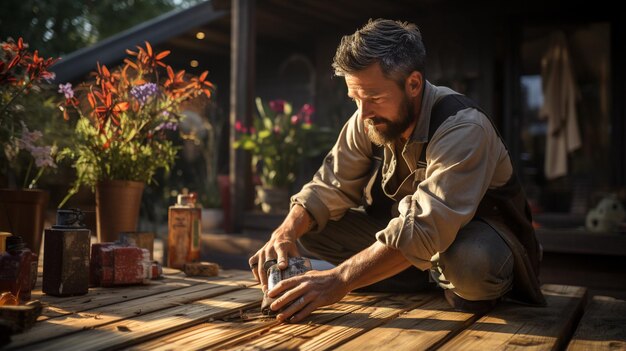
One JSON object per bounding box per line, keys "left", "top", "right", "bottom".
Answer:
{"left": 364, "top": 94, "right": 546, "bottom": 306}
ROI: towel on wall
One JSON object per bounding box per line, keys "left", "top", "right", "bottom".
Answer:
{"left": 539, "top": 31, "right": 582, "bottom": 180}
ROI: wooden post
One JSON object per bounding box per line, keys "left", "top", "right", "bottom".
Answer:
{"left": 229, "top": 0, "right": 255, "bottom": 233}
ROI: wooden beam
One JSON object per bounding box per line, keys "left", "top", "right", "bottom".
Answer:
{"left": 131, "top": 293, "right": 383, "bottom": 350}
{"left": 16, "top": 287, "right": 263, "bottom": 351}
{"left": 567, "top": 296, "right": 626, "bottom": 351}
{"left": 267, "top": 0, "right": 347, "bottom": 27}
{"left": 229, "top": 0, "right": 256, "bottom": 233}
{"left": 167, "top": 38, "right": 230, "bottom": 57}
{"left": 248, "top": 294, "right": 434, "bottom": 350}
{"left": 7, "top": 274, "right": 257, "bottom": 349}
{"left": 439, "top": 285, "right": 587, "bottom": 351}
{"left": 336, "top": 297, "right": 481, "bottom": 350}
{"left": 536, "top": 229, "right": 626, "bottom": 256}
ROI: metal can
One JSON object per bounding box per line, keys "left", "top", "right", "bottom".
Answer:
{"left": 261, "top": 257, "right": 311, "bottom": 315}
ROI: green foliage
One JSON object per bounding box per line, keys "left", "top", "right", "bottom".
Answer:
{"left": 234, "top": 98, "right": 335, "bottom": 188}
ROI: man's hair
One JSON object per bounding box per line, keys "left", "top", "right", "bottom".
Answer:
{"left": 332, "top": 19, "right": 426, "bottom": 86}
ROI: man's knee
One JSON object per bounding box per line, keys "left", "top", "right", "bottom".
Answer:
{"left": 438, "top": 221, "right": 514, "bottom": 300}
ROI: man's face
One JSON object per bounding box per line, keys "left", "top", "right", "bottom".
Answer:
{"left": 345, "top": 63, "right": 417, "bottom": 146}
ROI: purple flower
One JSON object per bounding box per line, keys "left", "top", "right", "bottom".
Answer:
{"left": 269, "top": 100, "right": 286, "bottom": 114}
{"left": 155, "top": 121, "right": 178, "bottom": 131}
{"left": 31, "top": 146, "right": 57, "bottom": 168}
{"left": 18, "top": 122, "right": 42, "bottom": 151}
{"left": 130, "top": 83, "right": 159, "bottom": 105}
{"left": 58, "top": 83, "right": 74, "bottom": 99}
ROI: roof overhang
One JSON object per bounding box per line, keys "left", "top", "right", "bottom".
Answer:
{"left": 51, "top": 0, "right": 228, "bottom": 83}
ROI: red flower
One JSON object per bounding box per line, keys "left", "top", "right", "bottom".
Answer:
{"left": 268, "top": 99, "right": 286, "bottom": 113}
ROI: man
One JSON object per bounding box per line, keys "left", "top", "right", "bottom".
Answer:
{"left": 248, "top": 19, "right": 545, "bottom": 323}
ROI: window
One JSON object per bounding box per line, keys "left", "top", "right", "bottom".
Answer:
{"left": 519, "top": 23, "right": 612, "bottom": 219}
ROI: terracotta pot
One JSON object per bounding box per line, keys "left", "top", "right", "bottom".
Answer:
{"left": 255, "top": 186, "right": 290, "bottom": 214}
{"left": 0, "top": 188, "right": 49, "bottom": 255}
{"left": 96, "top": 180, "right": 144, "bottom": 243}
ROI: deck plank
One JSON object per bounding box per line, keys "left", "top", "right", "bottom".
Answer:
{"left": 222, "top": 293, "right": 435, "bottom": 351}
{"left": 32, "top": 269, "right": 250, "bottom": 320}
{"left": 7, "top": 273, "right": 257, "bottom": 349}
{"left": 439, "top": 285, "right": 587, "bottom": 351}
{"left": 10, "top": 270, "right": 607, "bottom": 351}
{"left": 18, "top": 286, "right": 264, "bottom": 351}
{"left": 335, "top": 296, "right": 480, "bottom": 351}
{"left": 128, "top": 294, "right": 384, "bottom": 351}
{"left": 567, "top": 296, "right": 626, "bottom": 351}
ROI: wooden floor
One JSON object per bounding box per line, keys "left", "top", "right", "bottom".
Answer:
{"left": 4, "top": 269, "right": 626, "bottom": 351}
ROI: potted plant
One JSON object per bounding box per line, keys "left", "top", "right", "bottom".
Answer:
{"left": 0, "top": 37, "right": 58, "bottom": 254}
{"left": 57, "top": 42, "right": 213, "bottom": 242}
{"left": 234, "top": 98, "right": 334, "bottom": 214}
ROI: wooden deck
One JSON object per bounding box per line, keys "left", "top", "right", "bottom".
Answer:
{"left": 4, "top": 269, "right": 625, "bottom": 351}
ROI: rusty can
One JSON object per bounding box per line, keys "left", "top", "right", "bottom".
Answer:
{"left": 261, "top": 257, "right": 311, "bottom": 316}
{"left": 43, "top": 209, "right": 91, "bottom": 296}
{"left": 167, "top": 193, "right": 201, "bottom": 269}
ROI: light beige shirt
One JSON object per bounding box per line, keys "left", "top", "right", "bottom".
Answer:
{"left": 291, "top": 81, "right": 513, "bottom": 270}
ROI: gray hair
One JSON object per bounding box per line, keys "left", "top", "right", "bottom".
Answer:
{"left": 332, "top": 19, "right": 426, "bottom": 86}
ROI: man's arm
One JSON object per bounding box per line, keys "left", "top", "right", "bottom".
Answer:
{"left": 249, "top": 112, "right": 374, "bottom": 289}
{"left": 336, "top": 240, "right": 412, "bottom": 291}
{"left": 267, "top": 241, "right": 411, "bottom": 323}
{"left": 248, "top": 204, "right": 316, "bottom": 290}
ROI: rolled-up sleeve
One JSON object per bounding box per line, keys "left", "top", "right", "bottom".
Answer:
{"left": 291, "top": 112, "right": 373, "bottom": 232}
{"left": 376, "top": 112, "right": 501, "bottom": 270}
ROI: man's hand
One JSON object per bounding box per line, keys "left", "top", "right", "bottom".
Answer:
{"left": 267, "top": 268, "right": 350, "bottom": 323}
{"left": 249, "top": 227, "right": 300, "bottom": 291}
{"left": 265, "top": 242, "right": 413, "bottom": 323}
{"left": 248, "top": 204, "right": 316, "bottom": 290}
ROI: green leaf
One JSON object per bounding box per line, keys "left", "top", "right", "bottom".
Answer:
{"left": 257, "top": 129, "right": 271, "bottom": 139}
{"left": 242, "top": 139, "right": 256, "bottom": 149}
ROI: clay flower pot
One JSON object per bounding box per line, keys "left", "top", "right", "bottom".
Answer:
{"left": 0, "top": 188, "right": 49, "bottom": 255}
{"left": 95, "top": 180, "right": 144, "bottom": 243}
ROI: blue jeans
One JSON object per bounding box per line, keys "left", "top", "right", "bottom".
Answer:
{"left": 299, "top": 209, "right": 514, "bottom": 301}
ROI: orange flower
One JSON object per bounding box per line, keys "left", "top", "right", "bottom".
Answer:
{"left": 56, "top": 40, "right": 214, "bottom": 198}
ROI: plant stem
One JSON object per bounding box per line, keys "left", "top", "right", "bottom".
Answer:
{"left": 0, "top": 82, "right": 31, "bottom": 117}
{"left": 29, "top": 167, "right": 45, "bottom": 189}
{"left": 58, "top": 187, "right": 78, "bottom": 208}
{"left": 22, "top": 159, "right": 33, "bottom": 189}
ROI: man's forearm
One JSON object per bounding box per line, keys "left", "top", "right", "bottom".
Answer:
{"left": 335, "top": 241, "right": 412, "bottom": 292}
{"left": 276, "top": 204, "right": 316, "bottom": 240}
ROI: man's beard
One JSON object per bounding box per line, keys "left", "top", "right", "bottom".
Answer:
{"left": 364, "top": 98, "right": 415, "bottom": 146}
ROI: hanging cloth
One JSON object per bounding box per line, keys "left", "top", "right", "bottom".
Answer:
{"left": 539, "top": 31, "right": 582, "bottom": 180}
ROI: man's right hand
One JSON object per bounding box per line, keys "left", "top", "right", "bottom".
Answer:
{"left": 248, "top": 205, "right": 315, "bottom": 291}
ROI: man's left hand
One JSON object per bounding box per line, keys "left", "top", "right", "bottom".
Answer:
{"left": 267, "top": 268, "right": 350, "bottom": 323}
